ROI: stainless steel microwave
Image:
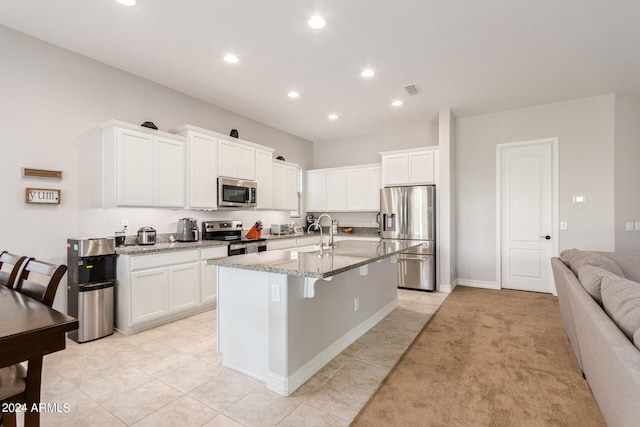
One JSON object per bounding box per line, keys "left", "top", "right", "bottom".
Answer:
{"left": 218, "top": 177, "right": 257, "bottom": 208}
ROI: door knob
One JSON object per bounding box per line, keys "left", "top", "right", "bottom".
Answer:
{"left": 540, "top": 235, "right": 551, "bottom": 240}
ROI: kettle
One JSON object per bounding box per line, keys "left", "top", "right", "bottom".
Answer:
{"left": 177, "top": 218, "right": 199, "bottom": 242}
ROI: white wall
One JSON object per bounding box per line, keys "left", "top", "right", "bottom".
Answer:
{"left": 614, "top": 93, "right": 640, "bottom": 252}
{"left": 455, "top": 95, "right": 616, "bottom": 284}
{"left": 0, "top": 26, "right": 313, "bottom": 309}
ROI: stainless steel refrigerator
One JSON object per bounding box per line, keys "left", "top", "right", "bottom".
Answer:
{"left": 380, "top": 185, "right": 436, "bottom": 291}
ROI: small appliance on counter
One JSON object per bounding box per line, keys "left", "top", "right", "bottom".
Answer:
{"left": 306, "top": 214, "right": 315, "bottom": 230}
{"left": 271, "top": 224, "right": 292, "bottom": 235}
{"left": 292, "top": 223, "right": 304, "bottom": 235}
{"left": 137, "top": 226, "right": 156, "bottom": 245}
{"left": 176, "top": 218, "right": 199, "bottom": 242}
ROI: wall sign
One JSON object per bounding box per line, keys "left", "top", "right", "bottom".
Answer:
{"left": 22, "top": 168, "right": 62, "bottom": 180}
{"left": 25, "top": 188, "right": 61, "bottom": 205}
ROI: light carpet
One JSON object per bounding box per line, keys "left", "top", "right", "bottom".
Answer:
{"left": 351, "top": 286, "right": 606, "bottom": 427}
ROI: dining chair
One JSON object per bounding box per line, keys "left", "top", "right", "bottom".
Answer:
{"left": 0, "top": 259, "right": 67, "bottom": 427}
{"left": 0, "top": 251, "right": 28, "bottom": 289}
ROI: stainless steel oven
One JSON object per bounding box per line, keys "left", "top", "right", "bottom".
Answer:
{"left": 218, "top": 178, "right": 257, "bottom": 208}
{"left": 202, "top": 220, "right": 267, "bottom": 256}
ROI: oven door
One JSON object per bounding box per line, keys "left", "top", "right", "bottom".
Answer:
{"left": 218, "top": 178, "right": 257, "bottom": 207}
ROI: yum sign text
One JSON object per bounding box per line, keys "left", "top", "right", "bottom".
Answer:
{"left": 25, "top": 188, "right": 61, "bottom": 205}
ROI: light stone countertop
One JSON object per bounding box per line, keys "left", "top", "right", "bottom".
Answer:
{"left": 115, "top": 239, "right": 229, "bottom": 255}
{"left": 208, "top": 239, "right": 421, "bottom": 279}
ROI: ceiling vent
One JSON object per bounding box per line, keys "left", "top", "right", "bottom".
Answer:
{"left": 402, "top": 84, "right": 422, "bottom": 96}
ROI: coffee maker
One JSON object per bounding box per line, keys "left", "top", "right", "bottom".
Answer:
{"left": 177, "top": 218, "right": 199, "bottom": 242}
{"left": 306, "top": 214, "right": 315, "bottom": 230}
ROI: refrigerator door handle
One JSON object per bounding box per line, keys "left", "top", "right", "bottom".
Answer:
{"left": 383, "top": 213, "right": 396, "bottom": 231}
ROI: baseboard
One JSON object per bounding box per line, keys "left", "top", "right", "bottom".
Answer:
{"left": 266, "top": 298, "right": 399, "bottom": 396}
{"left": 439, "top": 280, "right": 457, "bottom": 293}
{"left": 456, "top": 279, "right": 499, "bottom": 290}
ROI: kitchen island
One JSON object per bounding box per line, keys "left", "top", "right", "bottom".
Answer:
{"left": 209, "top": 239, "right": 419, "bottom": 396}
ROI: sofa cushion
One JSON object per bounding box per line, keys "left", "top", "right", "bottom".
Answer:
{"left": 560, "top": 249, "right": 625, "bottom": 278}
{"left": 601, "top": 275, "right": 640, "bottom": 341}
{"left": 578, "top": 265, "right": 619, "bottom": 306}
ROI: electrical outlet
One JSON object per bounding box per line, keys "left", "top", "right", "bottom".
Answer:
{"left": 354, "top": 298, "right": 360, "bottom": 312}
{"left": 121, "top": 219, "right": 129, "bottom": 230}
{"left": 271, "top": 284, "right": 281, "bottom": 302}
{"left": 635, "top": 221, "right": 640, "bottom": 231}
{"left": 560, "top": 222, "right": 568, "bottom": 231}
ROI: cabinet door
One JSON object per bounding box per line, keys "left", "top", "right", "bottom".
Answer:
{"left": 218, "top": 140, "right": 238, "bottom": 178}
{"left": 237, "top": 145, "right": 256, "bottom": 181}
{"left": 306, "top": 170, "right": 327, "bottom": 212}
{"left": 283, "top": 165, "right": 298, "bottom": 210}
{"left": 382, "top": 153, "right": 409, "bottom": 186}
{"left": 346, "top": 169, "right": 367, "bottom": 211}
{"left": 131, "top": 267, "right": 168, "bottom": 325}
{"left": 168, "top": 262, "right": 200, "bottom": 312}
{"left": 201, "top": 260, "right": 217, "bottom": 304}
{"left": 255, "top": 149, "right": 273, "bottom": 209}
{"left": 326, "top": 171, "right": 346, "bottom": 211}
{"left": 189, "top": 133, "right": 218, "bottom": 209}
{"left": 365, "top": 166, "right": 382, "bottom": 210}
{"left": 408, "top": 151, "right": 434, "bottom": 184}
{"left": 272, "top": 162, "right": 284, "bottom": 209}
{"left": 117, "top": 128, "right": 154, "bottom": 206}
{"left": 155, "top": 136, "right": 185, "bottom": 207}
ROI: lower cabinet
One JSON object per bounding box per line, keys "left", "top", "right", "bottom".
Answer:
{"left": 117, "top": 249, "right": 222, "bottom": 335}
{"left": 200, "top": 246, "right": 228, "bottom": 305}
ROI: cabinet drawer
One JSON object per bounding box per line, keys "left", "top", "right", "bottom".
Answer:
{"left": 201, "top": 246, "right": 228, "bottom": 259}
{"left": 131, "top": 250, "right": 199, "bottom": 271}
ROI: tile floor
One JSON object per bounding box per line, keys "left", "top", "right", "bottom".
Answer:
{"left": 19, "top": 289, "right": 448, "bottom": 427}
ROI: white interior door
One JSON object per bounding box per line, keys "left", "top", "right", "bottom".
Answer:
{"left": 499, "top": 139, "right": 557, "bottom": 293}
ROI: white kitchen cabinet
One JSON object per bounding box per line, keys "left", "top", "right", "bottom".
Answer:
{"left": 365, "top": 166, "right": 382, "bottom": 210}
{"left": 381, "top": 147, "right": 438, "bottom": 187}
{"left": 218, "top": 139, "right": 256, "bottom": 181}
{"left": 200, "top": 246, "right": 228, "bottom": 305}
{"left": 116, "top": 249, "right": 209, "bottom": 335}
{"left": 306, "top": 170, "right": 327, "bottom": 212}
{"left": 346, "top": 169, "right": 367, "bottom": 211}
{"left": 326, "top": 170, "right": 347, "bottom": 211}
{"left": 170, "top": 126, "right": 219, "bottom": 209}
{"left": 267, "top": 238, "right": 297, "bottom": 250}
{"left": 306, "top": 163, "right": 380, "bottom": 213}
{"left": 101, "top": 120, "right": 186, "bottom": 208}
{"left": 273, "top": 160, "right": 298, "bottom": 210}
{"left": 255, "top": 148, "right": 274, "bottom": 209}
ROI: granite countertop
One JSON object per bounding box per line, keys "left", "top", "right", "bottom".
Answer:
{"left": 115, "top": 239, "right": 229, "bottom": 255}
{"left": 209, "top": 239, "right": 420, "bottom": 279}
{"left": 263, "top": 229, "right": 379, "bottom": 241}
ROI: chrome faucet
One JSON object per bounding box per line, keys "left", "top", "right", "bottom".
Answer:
{"left": 316, "top": 213, "right": 334, "bottom": 249}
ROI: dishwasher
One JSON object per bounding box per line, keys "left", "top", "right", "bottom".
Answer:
{"left": 67, "top": 238, "right": 116, "bottom": 343}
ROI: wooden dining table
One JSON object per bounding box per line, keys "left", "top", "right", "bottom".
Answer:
{"left": 0, "top": 285, "right": 78, "bottom": 427}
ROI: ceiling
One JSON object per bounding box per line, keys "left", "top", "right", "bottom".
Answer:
{"left": 1, "top": 1, "right": 639, "bottom": 142}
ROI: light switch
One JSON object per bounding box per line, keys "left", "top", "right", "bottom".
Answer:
{"left": 573, "top": 195, "right": 586, "bottom": 204}
{"left": 626, "top": 222, "right": 635, "bottom": 232}
{"left": 635, "top": 222, "right": 640, "bottom": 231}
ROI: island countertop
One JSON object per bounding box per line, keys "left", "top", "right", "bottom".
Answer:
{"left": 208, "top": 239, "right": 421, "bottom": 278}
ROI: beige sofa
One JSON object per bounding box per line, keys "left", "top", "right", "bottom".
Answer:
{"left": 551, "top": 250, "right": 640, "bottom": 427}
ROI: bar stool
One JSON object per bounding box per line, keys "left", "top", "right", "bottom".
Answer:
{"left": 0, "top": 259, "right": 67, "bottom": 427}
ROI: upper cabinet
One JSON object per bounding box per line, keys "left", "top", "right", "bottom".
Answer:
{"left": 381, "top": 147, "right": 439, "bottom": 187}
{"left": 272, "top": 160, "right": 298, "bottom": 211}
{"left": 218, "top": 139, "right": 256, "bottom": 181}
{"left": 255, "top": 148, "right": 274, "bottom": 209}
{"left": 102, "top": 120, "right": 186, "bottom": 208}
{"left": 306, "top": 164, "right": 381, "bottom": 213}
{"left": 170, "top": 125, "right": 219, "bottom": 210}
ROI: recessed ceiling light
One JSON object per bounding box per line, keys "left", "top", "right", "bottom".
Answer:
{"left": 224, "top": 54, "right": 239, "bottom": 64}
{"left": 308, "top": 16, "right": 326, "bottom": 30}
{"left": 288, "top": 91, "right": 300, "bottom": 98}
{"left": 392, "top": 100, "right": 403, "bottom": 107}
{"left": 115, "top": 0, "right": 136, "bottom": 6}
{"left": 361, "top": 69, "right": 375, "bottom": 78}
{"left": 328, "top": 114, "right": 338, "bottom": 120}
